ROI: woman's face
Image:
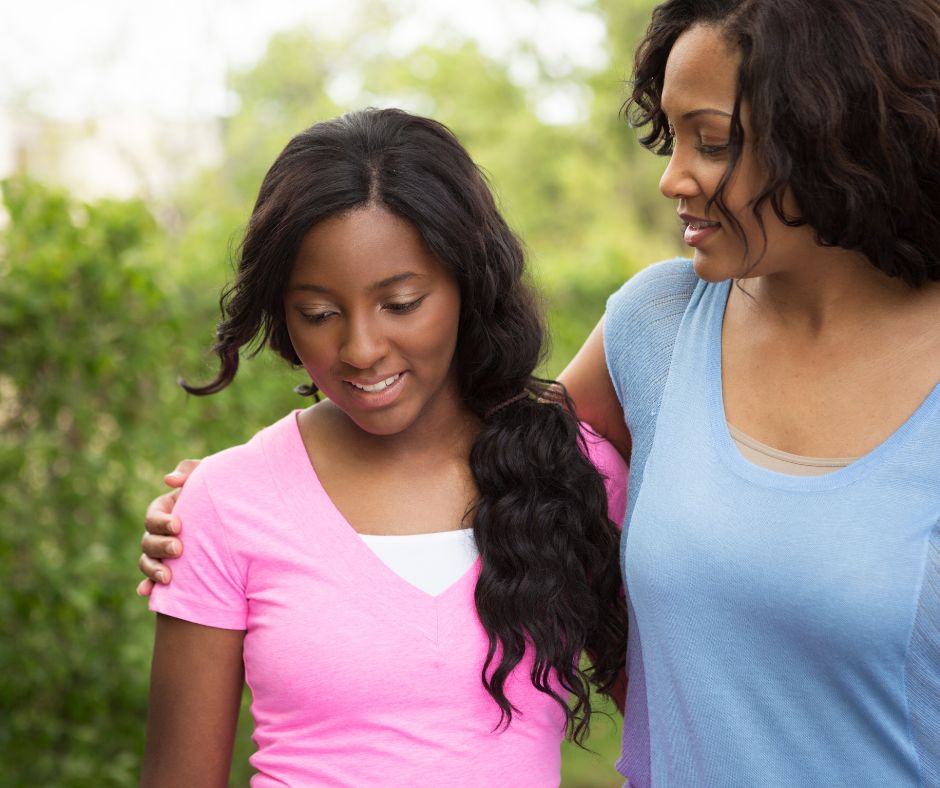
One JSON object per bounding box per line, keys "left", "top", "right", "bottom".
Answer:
{"left": 659, "top": 24, "right": 814, "bottom": 281}
{"left": 283, "top": 204, "right": 463, "bottom": 437}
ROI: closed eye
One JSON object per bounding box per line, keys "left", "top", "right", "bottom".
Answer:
{"left": 299, "top": 311, "right": 335, "bottom": 324}
{"left": 384, "top": 296, "right": 427, "bottom": 315}
{"left": 695, "top": 143, "right": 728, "bottom": 158}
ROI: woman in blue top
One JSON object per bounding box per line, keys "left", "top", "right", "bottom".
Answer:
{"left": 139, "top": 0, "right": 940, "bottom": 784}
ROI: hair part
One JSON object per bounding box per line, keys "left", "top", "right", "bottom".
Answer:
{"left": 628, "top": 0, "right": 940, "bottom": 286}
{"left": 183, "top": 108, "right": 627, "bottom": 742}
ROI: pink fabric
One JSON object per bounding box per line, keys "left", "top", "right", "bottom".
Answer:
{"left": 150, "top": 411, "right": 627, "bottom": 787}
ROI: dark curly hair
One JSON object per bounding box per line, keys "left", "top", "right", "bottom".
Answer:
{"left": 182, "top": 108, "right": 627, "bottom": 743}
{"left": 627, "top": 0, "right": 940, "bottom": 287}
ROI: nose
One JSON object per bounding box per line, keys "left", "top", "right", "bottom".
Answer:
{"left": 659, "top": 146, "right": 698, "bottom": 201}
{"left": 338, "top": 311, "right": 388, "bottom": 370}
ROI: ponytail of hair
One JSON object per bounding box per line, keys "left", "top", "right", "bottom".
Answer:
{"left": 470, "top": 383, "right": 626, "bottom": 744}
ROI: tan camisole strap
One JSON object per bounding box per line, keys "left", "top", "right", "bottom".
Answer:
{"left": 729, "top": 425, "right": 860, "bottom": 477}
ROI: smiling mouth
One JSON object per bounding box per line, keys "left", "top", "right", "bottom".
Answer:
{"left": 348, "top": 373, "right": 402, "bottom": 393}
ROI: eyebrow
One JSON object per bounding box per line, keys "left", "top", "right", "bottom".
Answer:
{"left": 289, "top": 271, "right": 424, "bottom": 294}
{"left": 680, "top": 108, "right": 732, "bottom": 121}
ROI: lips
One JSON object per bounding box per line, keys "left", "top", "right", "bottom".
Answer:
{"left": 347, "top": 373, "right": 401, "bottom": 393}
{"left": 679, "top": 211, "right": 720, "bottom": 229}
{"left": 679, "top": 212, "right": 720, "bottom": 248}
{"left": 342, "top": 371, "right": 408, "bottom": 410}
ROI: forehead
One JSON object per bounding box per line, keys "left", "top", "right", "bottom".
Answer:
{"left": 661, "top": 24, "right": 739, "bottom": 117}
{"left": 291, "top": 204, "right": 446, "bottom": 285}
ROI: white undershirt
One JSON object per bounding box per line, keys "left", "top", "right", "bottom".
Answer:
{"left": 359, "top": 528, "right": 479, "bottom": 596}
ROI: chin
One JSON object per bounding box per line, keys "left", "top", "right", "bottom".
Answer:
{"left": 347, "top": 407, "right": 418, "bottom": 438}
{"left": 691, "top": 252, "right": 733, "bottom": 283}
{"left": 690, "top": 248, "right": 758, "bottom": 284}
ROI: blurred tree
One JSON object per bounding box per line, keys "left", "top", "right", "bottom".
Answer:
{"left": 1, "top": 1, "right": 677, "bottom": 785}
{"left": 0, "top": 177, "right": 301, "bottom": 785}
{"left": 0, "top": 178, "right": 174, "bottom": 784}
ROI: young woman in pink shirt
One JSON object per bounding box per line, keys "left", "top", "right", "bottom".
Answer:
{"left": 139, "top": 108, "right": 628, "bottom": 787}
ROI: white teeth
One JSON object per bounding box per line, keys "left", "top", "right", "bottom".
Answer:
{"left": 351, "top": 374, "right": 400, "bottom": 392}
{"left": 689, "top": 221, "right": 719, "bottom": 230}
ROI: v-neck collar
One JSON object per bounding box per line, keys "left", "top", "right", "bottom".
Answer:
{"left": 260, "top": 411, "right": 481, "bottom": 645}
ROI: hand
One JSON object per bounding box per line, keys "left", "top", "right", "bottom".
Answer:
{"left": 136, "top": 459, "right": 200, "bottom": 596}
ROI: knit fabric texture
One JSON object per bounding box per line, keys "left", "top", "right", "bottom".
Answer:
{"left": 604, "top": 259, "right": 940, "bottom": 787}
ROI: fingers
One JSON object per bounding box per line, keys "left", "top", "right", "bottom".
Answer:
{"left": 138, "top": 459, "right": 197, "bottom": 598}
{"left": 139, "top": 552, "right": 173, "bottom": 585}
{"left": 163, "top": 458, "right": 201, "bottom": 488}
{"left": 142, "top": 532, "right": 182, "bottom": 560}
{"left": 137, "top": 465, "right": 194, "bottom": 598}
{"left": 136, "top": 532, "right": 178, "bottom": 597}
{"left": 145, "top": 489, "right": 181, "bottom": 536}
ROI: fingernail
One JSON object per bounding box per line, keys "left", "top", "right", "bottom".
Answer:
{"left": 167, "top": 470, "right": 183, "bottom": 478}
{"left": 167, "top": 519, "right": 180, "bottom": 534}
{"left": 166, "top": 542, "right": 179, "bottom": 556}
{"left": 156, "top": 571, "right": 167, "bottom": 583}
{"left": 136, "top": 581, "right": 147, "bottom": 596}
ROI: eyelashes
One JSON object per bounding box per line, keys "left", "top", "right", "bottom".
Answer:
{"left": 664, "top": 122, "right": 729, "bottom": 158}
{"left": 300, "top": 312, "right": 334, "bottom": 325}
{"left": 695, "top": 143, "right": 729, "bottom": 157}
{"left": 383, "top": 295, "right": 427, "bottom": 315}
{"left": 299, "top": 295, "right": 428, "bottom": 324}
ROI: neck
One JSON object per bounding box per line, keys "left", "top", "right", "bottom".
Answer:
{"left": 738, "top": 247, "right": 917, "bottom": 336}
{"left": 342, "top": 382, "right": 479, "bottom": 463}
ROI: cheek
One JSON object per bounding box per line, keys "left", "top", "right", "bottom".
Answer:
{"left": 286, "top": 320, "right": 330, "bottom": 376}
{"left": 715, "top": 159, "right": 756, "bottom": 214}
{"left": 407, "top": 308, "right": 460, "bottom": 364}
{"left": 402, "top": 290, "right": 461, "bottom": 370}
{"left": 712, "top": 162, "right": 768, "bottom": 251}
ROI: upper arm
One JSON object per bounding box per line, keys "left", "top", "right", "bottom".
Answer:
{"left": 148, "top": 467, "right": 249, "bottom": 630}
{"left": 141, "top": 615, "right": 245, "bottom": 787}
{"left": 560, "top": 318, "right": 631, "bottom": 462}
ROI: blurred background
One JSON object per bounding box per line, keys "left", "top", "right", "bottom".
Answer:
{"left": 0, "top": 0, "right": 682, "bottom": 784}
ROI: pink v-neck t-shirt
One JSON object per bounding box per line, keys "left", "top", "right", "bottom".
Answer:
{"left": 149, "top": 411, "right": 627, "bottom": 787}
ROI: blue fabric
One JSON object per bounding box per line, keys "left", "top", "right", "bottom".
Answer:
{"left": 604, "top": 258, "right": 699, "bottom": 785}
{"left": 908, "top": 517, "right": 940, "bottom": 786}
{"left": 603, "top": 258, "right": 699, "bottom": 529}
{"left": 604, "top": 260, "right": 940, "bottom": 787}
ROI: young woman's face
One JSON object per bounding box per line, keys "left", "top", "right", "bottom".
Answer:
{"left": 284, "top": 204, "right": 463, "bottom": 436}
{"left": 659, "top": 24, "right": 813, "bottom": 281}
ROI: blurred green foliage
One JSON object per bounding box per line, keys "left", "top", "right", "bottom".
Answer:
{"left": 0, "top": 1, "right": 680, "bottom": 784}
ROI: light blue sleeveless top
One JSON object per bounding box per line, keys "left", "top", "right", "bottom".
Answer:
{"left": 604, "top": 259, "right": 940, "bottom": 787}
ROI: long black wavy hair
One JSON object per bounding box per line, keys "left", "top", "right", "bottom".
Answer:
{"left": 183, "top": 108, "right": 627, "bottom": 743}
{"left": 627, "top": 0, "right": 940, "bottom": 287}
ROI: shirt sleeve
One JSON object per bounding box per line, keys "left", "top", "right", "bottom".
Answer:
{"left": 148, "top": 465, "right": 248, "bottom": 630}
{"left": 580, "top": 424, "right": 629, "bottom": 527}
{"left": 603, "top": 257, "right": 698, "bottom": 414}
